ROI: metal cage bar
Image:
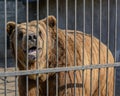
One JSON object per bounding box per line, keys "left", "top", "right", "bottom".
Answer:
{"left": 65, "top": 0, "right": 68, "bottom": 95}
{"left": 114, "top": 0, "right": 118, "bottom": 95}
{"left": 115, "top": 0, "right": 118, "bottom": 64}
{"left": 46, "top": 0, "right": 49, "bottom": 95}
{"left": 15, "top": 0, "right": 18, "bottom": 96}
{"left": 74, "top": 0, "right": 77, "bottom": 96}
{"left": 82, "top": 0, "right": 86, "bottom": 95}
{"left": 36, "top": 0, "right": 40, "bottom": 96}
{"left": 98, "top": 0, "right": 102, "bottom": 95}
{"left": 106, "top": 0, "right": 110, "bottom": 95}
{"left": 56, "top": 0, "right": 59, "bottom": 96}
{"left": 4, "top": 0, "right": 7, "bottom": 96}
{"left": 90, "top": 0, "right": 94, "bottom": 95}
{"left": 0, "top": 63, "right": 119, "bottom": 77}
{"left": 26, "top": 0, "right": 29, "bottom": 96}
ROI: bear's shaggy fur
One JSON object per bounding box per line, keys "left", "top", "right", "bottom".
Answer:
{"left": 7, "top": 16, "right": 114, "bottom": 96}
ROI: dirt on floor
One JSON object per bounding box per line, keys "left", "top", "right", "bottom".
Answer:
{"left": 0, "top": 59, "right": 18, "bottom": 96}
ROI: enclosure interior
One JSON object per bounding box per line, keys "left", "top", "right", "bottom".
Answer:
{"left": 0, "top": 0, "right": 120, "bottom": 96}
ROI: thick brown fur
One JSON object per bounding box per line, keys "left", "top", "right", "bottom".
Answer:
{"left": 7, "top": 16, "right": 114, "bottom": 96}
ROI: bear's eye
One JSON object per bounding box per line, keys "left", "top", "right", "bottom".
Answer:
{"left": 18, "top": 32, "right": 23, "bottom": 40}
{"left": 39, "top": 31, "right": 42, "bottom": 36}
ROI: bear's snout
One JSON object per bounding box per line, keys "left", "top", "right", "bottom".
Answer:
{"left": 28, "top": 32, "right": 37, "bottom": 43}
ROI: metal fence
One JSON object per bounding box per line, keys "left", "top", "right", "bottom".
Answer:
{"left": 0, "top": 0, "right": 120, "bottom": 96}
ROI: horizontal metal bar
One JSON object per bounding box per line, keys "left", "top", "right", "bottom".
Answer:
{"left": 0, "top": 63, "right": 119, "bottom": 77}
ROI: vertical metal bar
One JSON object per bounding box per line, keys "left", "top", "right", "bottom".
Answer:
{"left": 114, "top": 0, "right": 117, "bottom": 63}
{"left": 36, "top": 0, "right": 39, "bottom": 96}
{"left": 65, "top": 0, "right": 68, "bottom": 95}
{"left": 15, "top": 0, "right": 18, "bottom": 96}
{"left": 98, "top": 0, "right": 102, "bottom": 96}
{"left": 90, "top": 0, "right": 94, "bottom": 96}
{"left": 106, "top": 0, "right": 110, "bottom": 95}
{"left": 26, "top": 0, "right": 29, "bottom": 96}
{"left": 4, "top": 0, "right": 7, "bottom": 96}
{"left": 82, "top": 0, "right": 85, "bottom": 95}
{"left": 74, "top": 0, "right": 77, "bottom": 96}
{"left": 56, "top": 0, "right": 59, "bottom": 96}
{"left": 114, "top": 0, "right": 117, "bottom": 95}
{"left": 46, "top": 0, "right": 49, "bottom": 95}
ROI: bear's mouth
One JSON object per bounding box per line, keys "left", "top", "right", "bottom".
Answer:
{"left": 28, "top": 46, "right": 37, "bottom": 53}
{"left": 24, "top": 46, "right": 41, "bottom": 53}
{"left": 24, "top": 46, "right": 42, "bottom": 62}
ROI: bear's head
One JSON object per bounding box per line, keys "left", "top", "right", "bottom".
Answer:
{"left": 7, "top": 16, "right": 57, "bottom": 80}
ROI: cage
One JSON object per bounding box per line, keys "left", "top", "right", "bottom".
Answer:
{"left": 0, "top": 0, "right": 120, "bottom": 96}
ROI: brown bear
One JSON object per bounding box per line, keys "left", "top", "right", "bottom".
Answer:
{"left": 7, "top": 16, "right": 114, "bottom": 96}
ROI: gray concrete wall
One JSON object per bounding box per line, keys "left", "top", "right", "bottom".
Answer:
{"left": 26, "top": 0, "right": 119, "bottom": 58}
{"left": 0, "top": 0, "right": 120, "bottom": 60}
{"left": 0, "top": 1, "right": 25, "bottom": 59}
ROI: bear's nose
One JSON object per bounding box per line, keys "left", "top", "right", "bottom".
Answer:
{"left": 28, "top": 33, "right": 37, "bottom": 42}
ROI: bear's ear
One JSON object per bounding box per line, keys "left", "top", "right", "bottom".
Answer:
{"left": 43, "top": 16, "right": 56, "bottom": 28}
{"left": 7, "top": 21, "right": 16, "bottom": 36}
